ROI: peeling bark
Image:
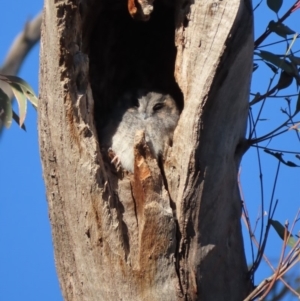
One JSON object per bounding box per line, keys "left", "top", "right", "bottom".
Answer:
{"left": 39, "top": 0, "right": 254, "bottom": 300}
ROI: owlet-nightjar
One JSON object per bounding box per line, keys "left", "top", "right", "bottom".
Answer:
{"left": 100, "top": 90, "right": 179, "bottom": 173}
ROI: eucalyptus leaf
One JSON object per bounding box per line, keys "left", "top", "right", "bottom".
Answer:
{"left": 269, "top": 21, "right": 295, "bottom": 38}
{"left": 267, "top": 0, "right": 283, "bottom": 13}
{"left": 265, "top": 62, "right": 278, "bottom": 73}
{"left": 12, "top": 110, "right": 26, "bottom": 131}
{"left": 250, "top": 93, "right": 261, "bottom": 105}
{"left": 289, "top": 54, "right": 300, "bottom": 66}
{"left": 0, "top": 88, "right": 12, "bottom": 128}
{"left": 253, "top": 63, "right": 259, "bottom": 72}
{"left": 295, "top": 92, "right": 300, "bottom": 114}
{"left": 0, "top": 74, "right": 38, "bottom": 108}
{"left": 9, "top": 83, "right": 27, "bottom": 127}
{"left": 264, "top": 149, "right": 300, "bottom": 167}
{"left": 270, "top": 219, "right": 297, "bottom": 248}
{"left": 276, "top": 71, "right": 293, "bottom": 91}
{"left": 258, "top": 50, "right": 293, "bottom": 74}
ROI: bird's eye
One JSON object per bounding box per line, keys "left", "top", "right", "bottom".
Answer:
{"left": 153, "top": 103, "right": 164, "bottom": 111}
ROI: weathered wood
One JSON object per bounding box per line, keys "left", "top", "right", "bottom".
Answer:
{"left": 39, "top": 0, "right": 253, "bottom": 300}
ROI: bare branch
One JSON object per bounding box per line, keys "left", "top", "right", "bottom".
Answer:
{"left": 0, "top": 11, "right": 41, "bottom": 131}
{"left": 0, "top": 11, "right": 42, "bottom": 76}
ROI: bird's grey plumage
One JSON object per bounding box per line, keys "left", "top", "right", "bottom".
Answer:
{"left": 100, "top": 90, "right": 179, "bottom": 173}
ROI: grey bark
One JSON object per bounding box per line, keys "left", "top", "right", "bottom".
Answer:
{"left": 38, "top": 0, "right": 253, "bottom": 300}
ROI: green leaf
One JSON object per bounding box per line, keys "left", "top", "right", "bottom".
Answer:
{"left": 0, "top": 88, "right": 12, "bottom": 128}
{"left": 265, "top": 62, "right": 278, "bottom": 73}
{"left": 258, "top": 50, "right": 293, "bottom": 74}
{"left": 276, "top": 71, "right": 293, "bottom": 91}
{"left": 289, "top": 54, "right": 300, "bottom": 66}
{"left": 264, "top": 149, "right": 300, "bottom": 167}
{"left": 12, "top": 110, "right": 26, "bottom": 131}
{"left": 0, "top": 74, "right": 38, "bottom": 109}
{"left": 250, "top": 93, "right": 261, "bottom": 106}
{"left": 268, "top": 21, "right": 295, "bottom": 38}
{"left": 267, "top": 0, "right": 283, "bottom": 13}
{"left": 295, "top": 92, "right": 300, "bottom": 114}
{"left": 270, "top": 219, "right": 297, "bottom": 248}
{"left": 253, "top": 63, "right": 259, "bottom": 72}
{"left": 286, "top": 161, "right": 298, "bottom": 167}
{"left": 9, "top": 83, "right": 27, "bottom": 127}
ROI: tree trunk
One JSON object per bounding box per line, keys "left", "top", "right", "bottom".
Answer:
{"left": 38, "top": 0, "right": 253, "bottom": 300}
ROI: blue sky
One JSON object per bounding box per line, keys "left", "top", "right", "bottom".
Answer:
{"left": 0, "top": 1, "right": 299, "bottom": 301}
{"left": 0, "top": 1, "right": 62, "bottom": 301}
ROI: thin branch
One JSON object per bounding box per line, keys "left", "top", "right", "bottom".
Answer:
{"left": 250, "top": 114, "right": 296, "bottom": 144}
{"left": 249, "top": 76, "right": 277, "bottom": 140}
{"left": 254, "top": 0, "right": 300, "bottom": 49}
{"left": 284, "top": 209, "right": 300, "bottom": 262}
{"left": 253, "top": 0, "right": 263, "bottom": 12}
{"left": 249, "top": 93, "right": 299, "bottom": 99}
{"left": 0, "top": 11, "right": 42, "bottom": 132}
{"left": 248, "top": 118, "right": 266, "bottom": 276}
{"left": 258, "top": 225, "right": 288, "bottom": 300}
{"left": 257, "top": 35, "right": 300, "bottom": 48}
{"left": 239, "top": 169, "right": 255, "bottom": 279}
{"left": 0, "top": 12, "right": 42, "bottom": 76}
{"left": 244, "top": 248, "right": 300, "bottom": 301}
{"left": 251, "top": 145, "right": 300, "bottom": 155}
{"left": 243, "top": 218, "right": 299, "bottom": 299}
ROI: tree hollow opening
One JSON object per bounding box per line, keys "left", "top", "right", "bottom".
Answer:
{"left": 87, "top": 0, "right": 183, "bottom": 131}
